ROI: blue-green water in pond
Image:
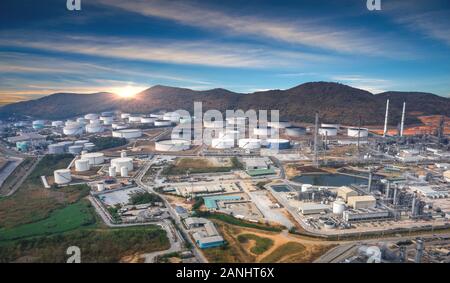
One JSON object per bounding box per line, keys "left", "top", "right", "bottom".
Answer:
{"left": 292, "top": 173, "right": 367, "bottom": 187}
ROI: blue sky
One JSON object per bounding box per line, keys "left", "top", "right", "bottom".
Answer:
{"left": 0, "top": 0, "right": 449, "bottom": 102}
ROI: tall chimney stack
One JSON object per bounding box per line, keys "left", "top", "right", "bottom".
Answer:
{"left": 313, "top": 112, "right": 319, "bottom": 167}
{"left": 383, "top": 99, "right": 390, "bottom": 137}
{"left": 400, "top": 101, "right": 406, "bottom": 137}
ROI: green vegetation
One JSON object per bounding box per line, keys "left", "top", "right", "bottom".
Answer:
{"left": 0, "top": 155, "right": 86, "bottom": 228}
{"left": 129, "top": 192, "right": 162, "bottom": 205}
{"left": 0, "top": 201, "right": 95, "bottom": 241}
{"left": 196, "top": 211, "right": 283, "bottom": 232}
{"left": 192, "top": 197, "right": 204, "bottom": 211}
{"left": 107, "top": 204, "right": 122, "bottom": 223}
{"left": 0, "top": 226, "right": 169, "bottom": 263}
{"left": 230, "top": 157, "right": 244, "bottom": 170}
{"left": 237, "top": 234, "right": 274, "bottom": 255}
{"left": 260, "top": 242, "right": 305, "bottom": 263}
{"left": 89, "top": 136, "right": 127, "bottom": 151}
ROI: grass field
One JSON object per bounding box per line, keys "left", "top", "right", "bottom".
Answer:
{"left": 260, "top": 242, "right": 305, "bottom": 262}
{"left": 0, "top": 154, "right": 85, "bottom": 228}
{"left": 0, "top": 200, "right": 95, "bottom": 241}
{"left": 0, "top": 225, "right": 169, "bottom": 263}
{"left": 197, "top": 211, "right": 284, "bottom": 232}
{"left": 237, "top": 233, "right": 274, "bottom": 255}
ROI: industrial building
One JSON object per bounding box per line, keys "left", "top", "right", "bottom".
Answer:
{"left": 298, "top": 203, "right": 331, "bottom": 215}
{"left": 347, "top": 195, "right": 377, "bottom": 209}
{"left": 337, "top": 186, "right": 358, "bottom": 202}
{"left": 343, "top": 208, "right": 390, "bottom": 222}
{"left": 184, "top": 217, "right": 225, "bottom": 249}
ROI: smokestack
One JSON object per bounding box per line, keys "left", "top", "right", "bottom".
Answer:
{"left": 383, "top": 99, "right": 390, "bottom": 137}
{"left": 368, "top": 168, "right": 373, "bottom": 193}
{"left": 314, "top": 112, "right": 319, "bottom": 167}
{"left": 385, "top": 181, "right": 391, "bottom": 200}
{"left": 393, "top": 187, "right": 398, "bottom": 205}
{"left": 411, "top": 193, "right": 417, "bottom": 217}
{"left": 415, "top": 239, "right": 424, "bottom": 263}
{"left": 400, "top": 101, "right": 406, "bottom": 137}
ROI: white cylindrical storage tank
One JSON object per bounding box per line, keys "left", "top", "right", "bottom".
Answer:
{"left": 75, "top": 159, "right": 90, "bottom": 172}
{"left": 150, "top": 113, "right": 164, "bottom": 119}
{"left": 74, "top": 140, "right": 89, "bottom": 146}
{"left": 48, "top": 143, "right": 66, "bottom": 154}
{"left": 120, "top": 166, "right": 129, "bottom": 177}
{"left": 54, "top": 169, "right": 72, "bottom": 185}
{"left": 109, "top": 166, "right": 116, "bottom": 177}
{"left": 84, "top": 113, "right": 99, "bottom": 120}
{"left": 163, "top": 112, "right": 181, "bottom": 123}
{"left": 51, "top": 121, "right": 64, "bottom": 127}
{"left": 97, "top": 182, "right": 105, "bottom": 192}
{"left": 76, "top": 118, "right": 88, "bottom": 125}
{"left": 111, "top": 157, "right": 134, "bottom": 173}
{"left": 120, "top": 151, "right": 127, "bottom": 158}
{"left": 58, "top": 141, "right": 74, "bottom": 150}
{"left": 63, "top": 124, "right": 83, "bottom": 136}
{"left": 318, "top": 127, "right": 338, "bottom": 136}
{"left": 112, "top": 129, "right": 142, "bottom": 139}
{"left": 211, "top": 138, "right": 235, "bottom": 149}
{"left": 301, "top": 184, "right": 313, "bottom": 192}
{"left": 154, "top": 139, "right": 191, "bottom": 152}
{"left": 100, "top": 116, "right": 114, "bottom": 125}
{"left": 121, "top": 113, "right": 131, "bottom": 119}
{"left": 332, "top": 200, "right": 346, "bottom": 215}
{"left": 238, "top": 138, "right": 261, "bottom": 149}
{"left": 140, "top": 117, "right": 156, "bottom": 124}
{"left": 321, "top": 123, "right": 340, "bottom": 130}
{"left": 266, "top": 139, "right": 291, "bottom": 150}
{"left": 68, "top": 145, "right": 84, "bottom": 155}
{"left": 285, "top": 127, "right": 306, "bottom": 137}
{"left": 112, "top": 123, "right": 128, "bottom": 130}
{"left": 32, "top": 120, "right": 45, "bottom": 129}
{"left": 268, "top": 121, "right": 291, "bottom": 129}
{"left": 347, "top": 127, "right": 369, "bottom": 138}
{"left": 154, "top": 120, "right": 172, "bottom": 127}
{"left": 128, "top": 115, "right": 142, "bottom": 123}
{"left": 83, "top": 143, "right": 96, "bottom": 151}
{"left": 85, "top": 123, "right": 104, "bottom": 133}
{"left": 81, "top": 152, "right": 104, "bottom": 165}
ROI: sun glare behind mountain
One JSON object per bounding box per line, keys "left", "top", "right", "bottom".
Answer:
{"left": 113, "top": 85, "right": 145, "bottom": 99}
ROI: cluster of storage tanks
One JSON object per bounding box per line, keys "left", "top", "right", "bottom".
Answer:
{"left": 317, "top": 123, "right": 369, "bottom": 138}
{"left": 48, "top": 140, "right": 95, "bottom": 155}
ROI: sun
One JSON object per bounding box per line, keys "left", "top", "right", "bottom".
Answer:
{"left": 113, "top": 85, "right": 145, "bottom": 99}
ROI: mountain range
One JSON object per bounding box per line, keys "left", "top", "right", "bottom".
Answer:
{"left": 0, "top": 82, "right": 449, "bottom": 126}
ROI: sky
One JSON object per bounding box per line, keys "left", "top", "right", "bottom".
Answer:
{"left": 0, "top": 0, "right": 449, "bottom": 103}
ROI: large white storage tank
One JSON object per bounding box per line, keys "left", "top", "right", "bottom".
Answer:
{"left": 76, "top": 118, "right": 89, "bottom": 125}
{"left": 54, "top": 169, "right": 72, "bottom": 185}
{"left": 128, "top": 115, "right": 142, "bottom": 123}
{"left": 154, "top": 120, "right": 173, "bottom": 127}
{"left": 32, "top": 120, "right": 45, "bottom": 129}
{"left": 347, "top": 127, "right": 369, "bottom": 138}
{"left": 318, "top": 127, "right": 338, "bottom": 136}
{"left": 112, "top": 123, "right": 128, "bottom": 130}
{"left": 48, "top": 143, "right": 66, "bottom": 154}
{"left": 120, "top": 166, "right": 129, "bottom": 177}
{"left": 111, "top": 157, "right": 134, "bottom": 173}
{"left": 321, "top": 123, "right": 340, "bottom": 130}
{"left": 68, "top": 145, "right": 84, "bottom": 155}
{"left": 84, "top": 113, "right": 99, "bottom": 120}
{"left": 268, "top": 121, "right": 291, "bottom": 129}
{"left": 163, "top": 112, "right": 181, "bottom": 123}
{"left": 81, "top": 152, "right": 105, "bottom": 165}
{"left": 121, "top": 113, "right": 131, "bottom": 119}
{"left": 211, "top": 138, "right": 235, "bottom": 149}
{"left": 266, "top": 139, "right": 291, "bottom": 150}
{"left": 109, "top": 166, "right": 117, "bottom": 177}
{"left": 141, "top": 117, "right": 156, "bottom": 124}
{"left": 100, "top": 116, "right": 114, "bottom": 125}
{"left": 63, "top": 124, "right": 83, "bottom": 136}
{"left": 332, "top": 200, "right": 346, "bottom": 215}
{"left": 51, "top": 121, "right": 64, "bottom": 127}
{"left": 112, "top": 129, "right": 142, "bottom": 139}
{"left": 85, "top": 123, "right": 104, "bottom": 133}
{"left": 75, "top": 159, "right": 90, "bottom": 172}
{"left": 155, "top": 139, "right": 191, "bottom": 152}
{"left": 238, "top": 138, "right": 261, "bottom": 149}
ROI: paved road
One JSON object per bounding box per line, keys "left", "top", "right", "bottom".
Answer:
{"left": 135, "top": 158, "right": 208, "bottom": 263}
{"left": 88, "top": 196, "right": 184, "bottom": 262}
{"left": 1, "top": 156, "right": 42, "bottom": 197}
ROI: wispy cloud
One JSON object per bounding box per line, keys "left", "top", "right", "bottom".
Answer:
{"left": 93, "top": 0, "right": 413, "bottom": 58}
{"left": 0, "top": 32, "right": 331, "bottom": 69}
{"left": 330, "top": 75, "right": 392, "bottom": 94}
